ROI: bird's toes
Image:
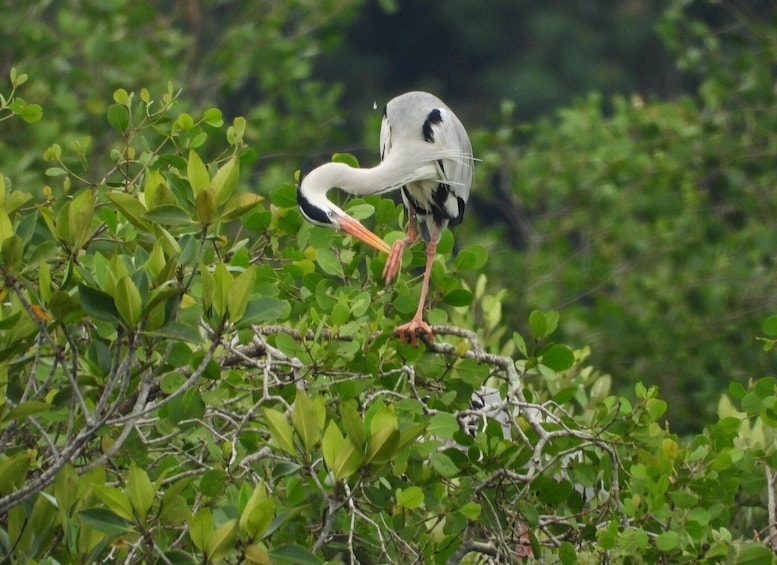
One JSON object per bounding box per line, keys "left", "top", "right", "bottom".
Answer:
{"left": 382, "top": 241, "right": 406, "bottom": 284}
{"left": 396, "top": 320, "right": 434, "bottom": 347}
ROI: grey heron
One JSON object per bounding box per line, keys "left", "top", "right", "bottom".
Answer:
{"left": 297, "top": 91, "right": 474, "bottom": 345}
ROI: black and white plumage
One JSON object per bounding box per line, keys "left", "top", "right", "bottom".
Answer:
{"left": 297, "top": 91, "right": 474, "bottom": 344}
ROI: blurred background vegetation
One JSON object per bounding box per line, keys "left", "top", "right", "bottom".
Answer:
{"left": 2, "top": 0, "right": 777, "bottom": 433}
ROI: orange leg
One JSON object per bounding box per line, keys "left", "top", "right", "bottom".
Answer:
{"left": 383, "top": 202, "right": 418, "bottom": 285}
{"left": 397, "top": 226, "right": 438, "bottom": 346}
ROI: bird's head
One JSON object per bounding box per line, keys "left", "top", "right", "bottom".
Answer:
{"left": 298, "top": 164, "right": 391, "bottom": 255}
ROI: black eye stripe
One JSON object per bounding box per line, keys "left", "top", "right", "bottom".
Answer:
{"left": 297, "top": 191, "right": 332, "bottom": 225}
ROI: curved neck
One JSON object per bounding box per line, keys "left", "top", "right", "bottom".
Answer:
{"left": 303, "top": 157, "right": 439, "bottom": 198}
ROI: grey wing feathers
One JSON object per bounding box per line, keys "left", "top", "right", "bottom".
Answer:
{"left": 380, "top": 91, "right": 474, "bottom": 239}
{"left": 383, "top": 91, "right": 473, "bottom": 198}
{"left": 431, "top": 105, "right": 473, "bottom": 205}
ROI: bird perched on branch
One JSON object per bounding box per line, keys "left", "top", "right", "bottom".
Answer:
{"left": 297, "top": 91, "right": 474, "bottom": 345}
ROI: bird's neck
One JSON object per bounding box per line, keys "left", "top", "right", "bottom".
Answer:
{"left": 312, "top": 158, "right": 438, "bottom": 197}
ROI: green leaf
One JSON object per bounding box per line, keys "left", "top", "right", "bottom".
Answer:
{"left": 396, "top": 422, "right": 427, "bottom": 451}
{"left": 19, "top": 103, "right": 43, "bottom": 123}
{"left": 646, "top": 398, "right": 668, "bottom": 421}
{"left": 142, "top": 205, "right": 194, "bottom": 226}
{"left": 454, "top": 245, "right": 488, "bottom": 270}
{"left": 0, "top": 453, "right": 30, "bottom": 495}
{"left": 552, "top": 386, "right": 577, "bottom": 405}
{"left": 187, "top": 149, "right": 210, "bottom": 193}
{"left": 291, "top": 390, "right": 321, "bottom": 454}
{"left": 1, "top": 235, "right": 22, "bottom": 268}
{"left": 443, "top": 288, "right": 474, "bottom": 307}
{"left": 0, "top": 209, "right": 12, "bottom": 243}
{"left": 7, "top": 400, "right": 51, "bottom": 421}
{"left": 92, "top": 485, "right": 134, "bottom": 521}
{"left": 369, "top": 404, "right": 398, "bottom": 437}
{"left": 145, "top": 321, "right": 203, "bottom": 344}
{"left": 78, "top": 508, "right": 134, "bottom": 537}
{"left": 529, "top": 310, "right": 548, "bottom": 339}
{"left": 211, "top": 155, "right": 240, "bottom": 206}
{"left": 239, "top": 481, "right": 275, "bottom": 539}
{"left": 315, "top": 248, "right": 345, "bottom": 279}
{"left": 159, "top": 477, "right": 194, "bottom": 526}
{"left": 520, "top": 501, "right": 540, "bottom": 527}
{"left": 268, "top": 545, "right": 323, "bottom": 565}
{"left": 106, "top": 192, "right": 150, "bottom": 231}
{"left": 322, "top": 422, "right": 343, "bottom": 474}
{"left": 244, "top": 544, "right": 271, "bottom": 565}
{"left": 200, "top": 469, "right": 227, "bottom": 497}
{"left": 203, "top": 107, "right": 224, "bottom": 127}
{"left": 396, "top": 486, "right": 424, "bottom": 509}
{"left": 345, "top": 203, "right": 375, "bottom": 220}
{"left": 728, "top": 381, "right": 746, "bottom": 400}
{"left": 176, "top": 112, "right": 195, "bottom": 130}
{"left": 655, "top": 530, "right": 678, "bottom": 551}
{"left": 340, "top": 403, "right": 366, "bottom": 449}
{"left": 429, "top": 452, "right": 459, "bottom": 478}
{"left": 458, "top": 502, "right": 481, "bottom": 520}
{"left": 333, "top": 437, "right": 364, "bottom": 480}
{"left": 428, "top": 413, "right": 459, "bottom": 439}
{"left": 559, "top": 541, "right": 577, "bottom": 565}
{"left": 541, "top": 344, "right": 575, "bottom": 371}
{"left": 167, "top": 389, "right": 206, "bottom": 428}
{"left": 107, "top": 104, "right": 129, "bottom": 133}
{"left": 195, "top": 186, "right": 217, "bottom": 224}
{"left": 69, "top": 189, "right": 96, "bottom": 249}
{"left": 188, "top": 508, "right": 213, "bottom": 552}
{"left": 161, "top": 550, "right": 198, "bottom": 565}
{"left": 126, "top": 464, "right": 155, "bottom": 520}
{"left": 78, "top": 284, "right": 121, "bottom": 322}
{"left": 513, "top": 331, "right": 528, "bottom": 357}
{"left": 212, "top": 262, "right": 231, "bottom": 319}
{"left": 219, "top": 192, "right": 264, "bottom": 222}
{"left": 762, "top": 315, "right": 777, "bottom": 337}
{"left": 228, "top": 265, "right": 257, "bottom": 323}
{"left": 736, "top": 542, "right": 775, "bottom": 564}
{"left": 5, "top": 190, "right": 32, "bottom": 215}
{"left": 263, "top": 407, "right": 296, "bottom": 456}
{"left": 113, "top": 88, "right": 130, "bottom": 105}
{"left": 206, "top": 519, "right": 238, "bottom": 562}
{"left": 332, "top": 153, "right": 360, "bottom": 167}
{"left": 322, "top": 422, "right": 363, "bottom": 480}
{"left": 229, "top": 116, "right": 246, "bottom": 144}
{"left": 114, "top": 276, "right": 143, "bottom": 328}
{"left": 366, "top": 426, "right": 400, "bottom": 465}
{"left": 240, "top": 297, "right": 291, "bottom": 325}
{"left": 269, "top": 183, "right": 298, "bottom": 208}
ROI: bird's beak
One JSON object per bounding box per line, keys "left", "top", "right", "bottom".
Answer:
{"left": 336, "top": 214, "right": 392, "bottom": 255}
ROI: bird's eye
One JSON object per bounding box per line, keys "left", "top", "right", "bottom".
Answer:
{"left": 327, "top": 211, "right": 335, "bottom": 219}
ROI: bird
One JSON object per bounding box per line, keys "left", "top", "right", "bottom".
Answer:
{"left": 297, "top": 91, "right": 473, "bottom": 345}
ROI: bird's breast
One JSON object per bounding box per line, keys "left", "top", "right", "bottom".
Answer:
{"left": 402, "top": 181, "right": 466, "bottom": 240}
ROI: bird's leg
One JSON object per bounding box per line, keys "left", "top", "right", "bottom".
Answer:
{"left": 383, "top": 202, "right": 418, "bottom": 285}
{"left": 397, "top": 230, "right": 438, "bottom": 346}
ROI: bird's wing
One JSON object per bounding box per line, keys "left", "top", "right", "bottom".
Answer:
{"left": 430, "top": 107, "right": 474, "bottom": 204}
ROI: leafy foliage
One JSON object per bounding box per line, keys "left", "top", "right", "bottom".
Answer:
{"left": 468, "top": 0, "right": 777, "bottom": 432}
{"left": 2, "top": 1, "right": 777, "bottom": 563}
{"left": 1, "top": 72, "right": 776, "bottom": 563}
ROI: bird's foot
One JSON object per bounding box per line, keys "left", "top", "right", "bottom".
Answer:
{"left": 382, "top": 239, "right": 405, "bottom": 284}
{"left": 396, "top": 318, "right": 434, "bottom": 347}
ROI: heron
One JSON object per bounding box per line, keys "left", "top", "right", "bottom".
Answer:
{"left": 297, "top": 91, "right": 473, "bottom": 345}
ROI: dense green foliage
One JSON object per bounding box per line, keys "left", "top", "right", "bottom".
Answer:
{"left": 464, "top": 1, "right": 777, "bottom": 432}
{"left": 2, "top": 0, "right": 777, "bottom": 563}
